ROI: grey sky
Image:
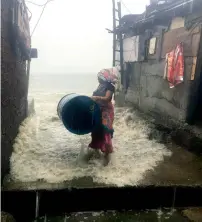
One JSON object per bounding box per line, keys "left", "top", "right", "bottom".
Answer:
{"left": 28, "top": 0, "right": 149, "bottom": 75}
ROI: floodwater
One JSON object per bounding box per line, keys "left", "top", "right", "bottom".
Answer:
{"left": 7, "top": 74, "right": 202, "bottom": 188}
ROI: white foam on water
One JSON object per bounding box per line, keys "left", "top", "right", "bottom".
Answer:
{"left": 10, "top": 91, "right": 172, "bottom": 186}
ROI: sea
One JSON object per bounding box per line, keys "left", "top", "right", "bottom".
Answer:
{"left": 9, "top": 74, "right": 172, "bottom": 186}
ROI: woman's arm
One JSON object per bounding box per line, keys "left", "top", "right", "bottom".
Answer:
{"left": 92, "top": 90, "right": 113, "bottom": 102}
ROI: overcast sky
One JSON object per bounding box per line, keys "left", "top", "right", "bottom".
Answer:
{"left": 27, "top": 0, "right": 149, "bottom": 75}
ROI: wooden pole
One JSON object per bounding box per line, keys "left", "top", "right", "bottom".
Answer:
{"left": 112, "top": 0, "right": 116, "bottom": 67}
{"left": 117, "top": 1, "right": 124, "bottom": 85}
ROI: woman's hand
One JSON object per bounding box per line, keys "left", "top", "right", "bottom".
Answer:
{"left": 91, "top": 91, "right": 112, "bottom": 102}
{"left": 91, "top": 96, "right": 98, "bottom": 101}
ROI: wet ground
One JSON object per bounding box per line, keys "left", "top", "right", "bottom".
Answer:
{"left": 2, "top": 75, "right": 202, "bottom": 222}
{"left": 4, "top": 105, "right": 202, "bottom": 190}
{"left": 3, "top": 152, "right": 202, "bottom": 190}
{"left": 3, "top": 125, "right": 202, "bottom": 190}
{"left": 138, "top": 145, "right": 202, "bottom": 186}
{"left": 2, "top": 209, "right": 196, "bottom": 222}
{"left": 3, "top": 106, "right": 202, "bottom": 190}
{"left": 36, "top": 210, "right": 189, "bottom": 222}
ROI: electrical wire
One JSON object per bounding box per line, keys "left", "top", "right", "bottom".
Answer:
{"left": 30, "top": 0, "right": 53, "bottom": 36}
{"left": 26, "top": 5, "right": 32, "bottom": 21}
{"left": 119, "top": 0, "right": 131, "bottom": 14}
{"left": 25, "top": 0, "right": 54, "bottom": 7}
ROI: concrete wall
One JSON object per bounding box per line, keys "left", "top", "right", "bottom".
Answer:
{"left": 1, "top": 0, "right": 29, "bottom": 180}
{"left": 124, "top": 23, "right": 201, "bottom": 125}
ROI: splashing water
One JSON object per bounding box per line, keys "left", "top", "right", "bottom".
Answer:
{"left": 10, "top": 75, "right": 172, "bottom": 186}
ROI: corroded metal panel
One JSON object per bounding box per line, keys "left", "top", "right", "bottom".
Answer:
{"left": 169, "top": 17, "right": 185, "bottom": 30}
{"left": 123, "top": 36, "right": 140, "bottom": 62}
{"left": 161, "top": 27, "right": 200, "bottom": 58}
{"left": 149, "top": 37, "right": 157, "bottom": 55}
{"left": 191, "top": 57, "right": 197, "bottom": 80}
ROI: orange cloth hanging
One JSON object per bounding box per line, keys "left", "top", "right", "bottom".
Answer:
{"left": 164, "top": 43, "right": 184, "bottom": 88}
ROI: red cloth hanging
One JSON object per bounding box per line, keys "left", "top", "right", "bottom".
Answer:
{"left": 164, "top": 43, "right": 184, "bottom": 88}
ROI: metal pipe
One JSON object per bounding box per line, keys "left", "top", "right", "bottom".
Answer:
{"left": 35, "top": 191, "right": 40, "bottom": 220}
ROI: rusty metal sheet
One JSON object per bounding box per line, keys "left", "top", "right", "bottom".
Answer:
{"left": 161, "top": 27, "right": 200, "bottom": 58}
{"left": 149, "top": 37, "right": 157, "bottom": 55}
{"left": 192, "top": 33, "right": 201, "bottom": 57}
{"left": 191, "top": 57, "right": 197, "bottom": 80}
{"left": 148, "top": 31, "right": 160, "bottom": 60}
{"left": 123, "top": 36, "right": 140, "bottom": 62}
{"left": 169, "top": 17, "right": 185, "bottom": 30}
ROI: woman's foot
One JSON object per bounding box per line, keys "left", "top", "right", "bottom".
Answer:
{"left": 85, "top": 147, "right": 101, "bottom": 161}
{"left": 103, "top": 144, "right": 112, "bottom": 166}
{"left": 94, "top": 149, "right": 101, "bottom": 158}
{"left": 103, "top": 153, "right": 110, "bottom": 166}
{"left": 85, "top": 147, "right": 94, "bottom": 161}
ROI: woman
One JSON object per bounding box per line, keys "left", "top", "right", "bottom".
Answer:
{"left": 88, "top": 69, "right": 118, "bottom": 165}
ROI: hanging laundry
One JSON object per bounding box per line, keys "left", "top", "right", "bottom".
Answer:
{"left": 163, "top": 43, "right": 184, "bottom": 88}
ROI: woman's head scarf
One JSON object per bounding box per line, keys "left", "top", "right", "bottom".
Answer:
{"left": 97, "top": 67, "right": 119, "bottom": 84}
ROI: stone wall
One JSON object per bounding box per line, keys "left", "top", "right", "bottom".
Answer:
{"left": 1, "top": 0, "right": 29, "bottom": 180}
{"left": 124, "top": 25, "right": 202, "bottom": 126}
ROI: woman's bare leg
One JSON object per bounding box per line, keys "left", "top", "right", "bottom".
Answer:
{"left": 103, "top": 153, "right": 110, "bottom": 166}
{"left": 94, "top": 149, "right": 101, "bottom": 158}
{"left": 103, "top": 145, "right": 111, "bottom": 166}
{"left": 86, "top": 147, "right": 95, "bottom": 161}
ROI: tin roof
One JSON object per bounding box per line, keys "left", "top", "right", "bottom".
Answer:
{"left": 116, "top": 0, "right": 202, "bottom": 34}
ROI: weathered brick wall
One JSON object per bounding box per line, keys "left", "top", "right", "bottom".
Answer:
{"left": 1, "top": 0, "right": 29, "bottom": 180}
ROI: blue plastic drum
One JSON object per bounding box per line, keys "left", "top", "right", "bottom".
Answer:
{"left": 57, "top": 93, "right": 101, "bottom": 135}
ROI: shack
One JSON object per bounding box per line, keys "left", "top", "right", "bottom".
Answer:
{"left": 115, "top": 0, "right": 202, "bottom": 128}
{"left": 1, "top": 0, "right": 37, "bottom": 181}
